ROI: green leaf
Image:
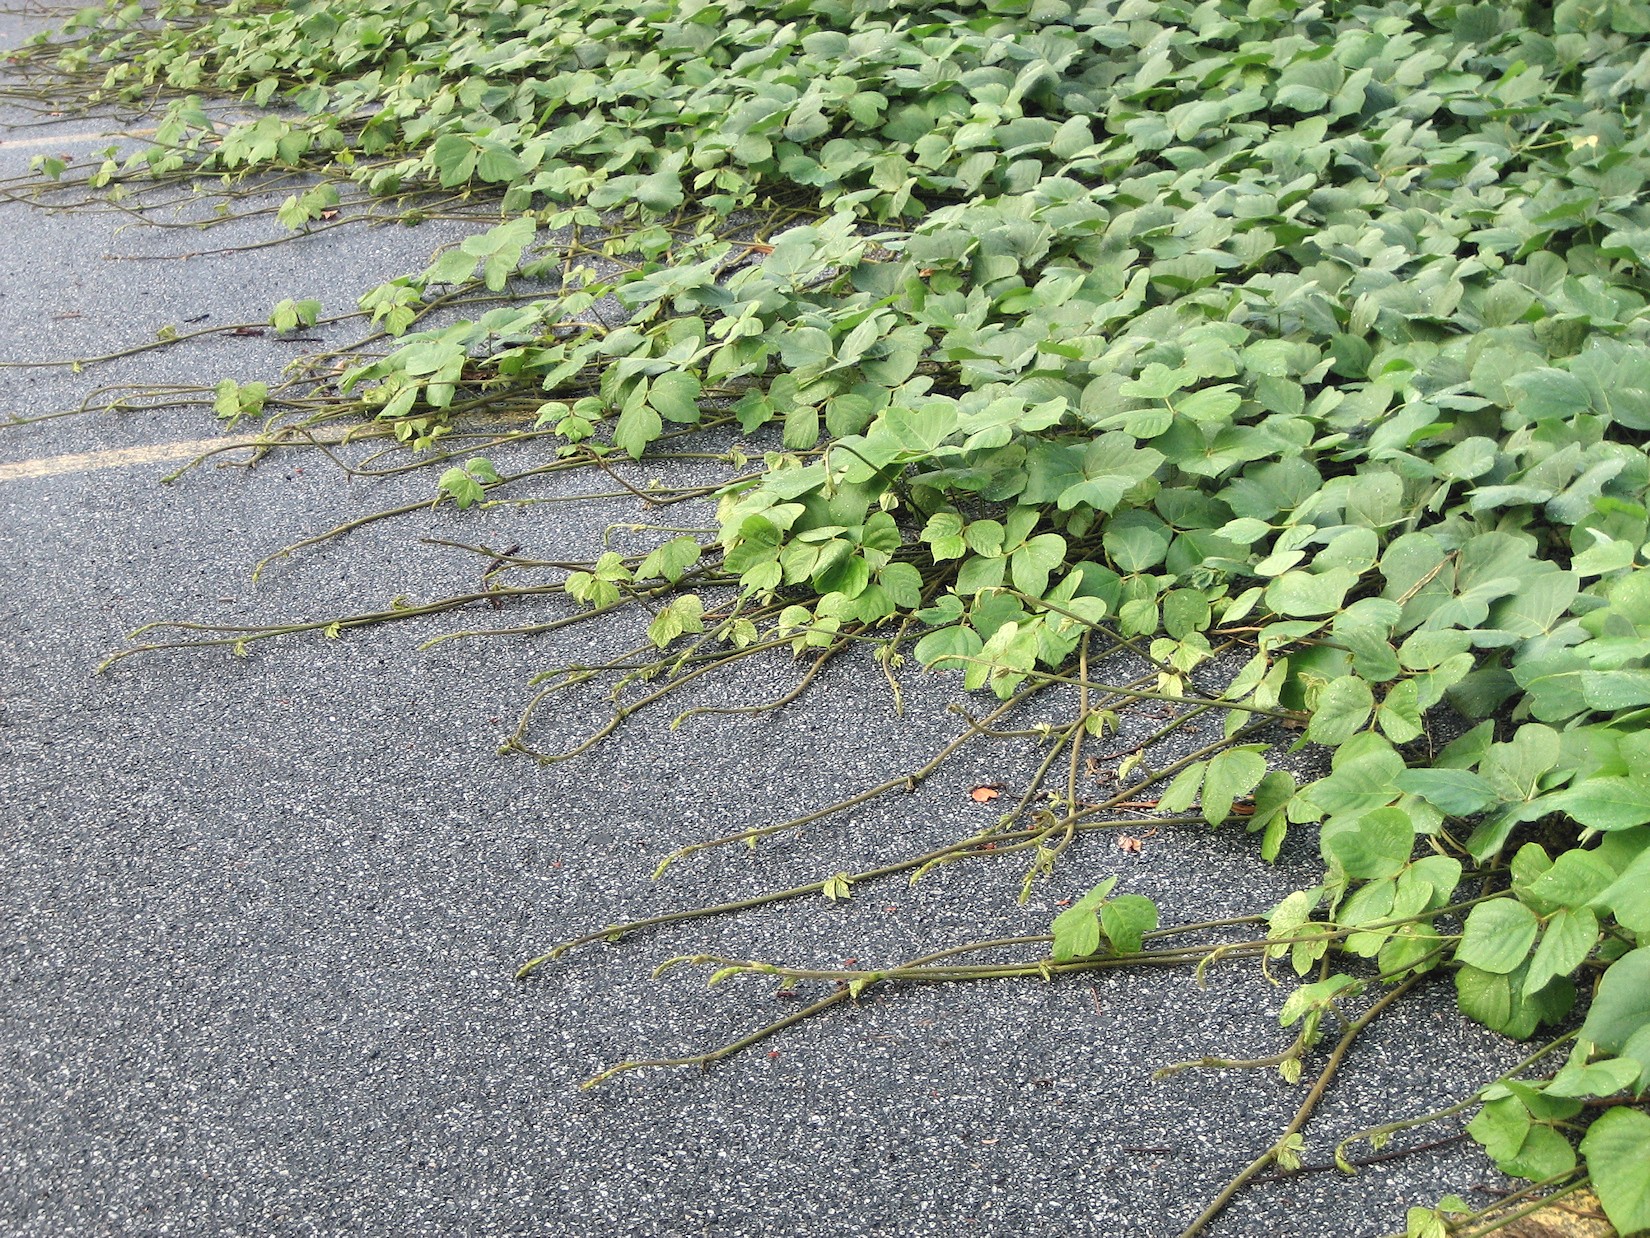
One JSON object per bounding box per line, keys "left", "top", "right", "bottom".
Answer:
{"left": 1176, "top": 385, "right": 1242, "bottom": 423}
{"left": 476, "top": 141, "right": 523, "bottom": 184}
{"left": 1543, "top": 778, "right": 1650, "bottom": 831}
{"left": 1582, "top": 670, "right": 1650, "bottom": 711}
{"left": 1103, "top": 513, "right": 1171, "bottom": 573}
{"left": 1467, "top": 1096, "right": 1532, "bottom": 1163}
{"left": 1508, "top": 368, "right": 1591, "bottom": 421}
{"left": 1580, "top": 1108, "right": 1650, "bottom": 1235}
{"left": 1456, "top": 900, "right": 1540, "bottom": 975}
{"left": 1594, "top": 848, "right": 1650, "bottom": 932}
{"left": 649, "top": 371, "right": 702, "bottom": 424}
{"left": 1163, "top": 589, "right": 1211, "bottom": 641}
{"left": 1320, "top": 806, "right": 1415, "bottom": 880}
{"left": 1522, "top": 907, "right": 1598, "bottom": 996}
{"left": 1306, "top": 676, "right": 1374, "bottom": 747}
{"left": 1100, "top": 894, "right": 1158, "bottom": 955}
{"left": 646, "top": 594, "right": 704, "bottom": 649}
{"left": 612, "top": 402, "right": 662, "bottom": 459}
{"left": 636, "top": 537, "right": 702, "bottom": 584}
{"left": 1376, "top": 679, "right": 1424, "bottom": 743}
{"left": 1010, "top": 533, "right": 1066, "bottom": 598}
{"left": 914, "top": 624, "right": 982, "bottom": 670}
{"left": 438, "top": 466, "right": 483, "bottom": 509}
{"left": 1266, "top": 568, "right": 1358, "bottom": 618}
{"left": 921, "top": 512, "right": 967, "bottom": 561}
{"left": 1305, "top": 742, "right": 1405, "bottom": 818}
{"left": 1456, "top": 962, "right": 1572, "bottom": 1038}
{"left": 1544, "top": 1056, "right": 1642, "bottom": 1099}
{"left": 1057, "top": 434, "right": 1164, "bottom": 512}
{"left": 1525, "top": 849, "right": 1617, "bottom": 910}
{"left": 430, "top": 132, "right": 477, "bottom": 187}
{"left": 1393, "top": 768, "right": 1498, "bottom": 816}
{"left": 1500, "top": 1123, "right": 1577, "bottom": 1182}
{"left": 815, "top": 552, "right": 870, "bottom": 599}
{"left": 1050, "top": 877, "right": 1117, "bottom": 961}
{"left": 1202, "top": 749, "right": 1266, "bottom": 826}
{"left": 634, "top": 168, "right": 684, "bottom": 213}
{"left": 1580, "top": 947, "right": 1650, "bottom": 1054}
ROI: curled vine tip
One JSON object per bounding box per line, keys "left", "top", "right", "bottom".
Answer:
{"left": 514, "top": 953, "right": 555, "bottom": 980}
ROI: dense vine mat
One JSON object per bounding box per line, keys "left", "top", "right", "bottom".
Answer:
{"left": 4, "top": 0, "right": 1650, "bottom": 1232}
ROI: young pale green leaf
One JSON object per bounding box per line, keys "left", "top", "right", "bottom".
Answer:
{"left": 1278, "top": 973, "right": 1358, "bottom": 1027}
{"left": 438, "top": 466, "right": 484, "bottom": 509}
{"left": 1099, "top": 894, "right": 1157, "bottom": 956}
{"left": 646, "top": 594, "right": 704, "bottom": 650}
{"left": 1202, "top": 748, "right": 1266, "bottom": 826}
{"left": 270, "top": 297, "right": 321, "bottom": 332}
{"left": 1050, "top": 877, "right": 1117, "bottom": 961}
{"left": 636, "top": 537, "right": 701, "bottom": 584}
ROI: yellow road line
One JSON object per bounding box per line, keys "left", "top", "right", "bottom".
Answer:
{"left": 0, "top": 127, "right": 157, "bottom": 150}
{"left": 0, "top": 435, "right": 257, "bottom": 482}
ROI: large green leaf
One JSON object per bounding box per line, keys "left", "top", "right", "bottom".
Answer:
{"left": 1455, "top": 901, "right": 1540, "bottom": 975}
{"left": 1542, "top": 778, "right": 1650, "bottom": 831}
{"left": 1306, "top": 675, "right": 1374, "bottom": 747}
{"left": 1581, "top": 948, "right": 1650, "bottom": 1054}
{"left": 1320, "top": 806, "right": 1415, "bottom": 880}
{"left": 1580, "top": 1108, "right": 1650, "bottom": 1235}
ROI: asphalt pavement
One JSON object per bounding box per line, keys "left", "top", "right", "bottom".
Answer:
{"left": 1, "top": 7, "right": 1527, "bottom": 1236}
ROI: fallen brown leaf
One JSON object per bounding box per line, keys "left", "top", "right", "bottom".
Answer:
{"left": 969, "top": 784, "right": 1004, "bottom": 803}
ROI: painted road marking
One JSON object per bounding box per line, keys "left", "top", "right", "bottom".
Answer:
{"left": 0, "top": 435, "right": 257, "bottom": 482}
{"left": 0, "top": 127, "right": 157, "bottom": 150}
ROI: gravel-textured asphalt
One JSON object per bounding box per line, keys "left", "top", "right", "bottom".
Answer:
{"left": 1, "top": 10, "right": 1526, "bottom": 1237}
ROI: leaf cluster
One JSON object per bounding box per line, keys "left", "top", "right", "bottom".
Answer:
{"left": 25, "top": 0, "right": 1650, "bottom": 1226}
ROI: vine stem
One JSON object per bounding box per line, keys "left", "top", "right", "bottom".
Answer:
{"left": 577, "top": 932, "right": 1267, "bottom": 1087}
{"left": 1176, "top": 973, "right": 1426, "bottom": 1238}
{"left": 1331, "top": 1032, "right": 1578, "bottom": 1168}
{"left": 944, "top": 655, "right": 1308, "bottom": 721}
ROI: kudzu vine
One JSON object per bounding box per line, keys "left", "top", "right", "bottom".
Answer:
{"left": 6, "top": 0, "right": 1650, "bottom": 1232}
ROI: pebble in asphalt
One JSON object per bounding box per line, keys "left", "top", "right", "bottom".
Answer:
{"left": 1, "top": 12, "right": 1525, "bottom": 1237}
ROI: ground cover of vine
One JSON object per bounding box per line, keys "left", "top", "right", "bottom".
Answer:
{"left": 7, "top": 0, "right": 1650, "bottom": 1232}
